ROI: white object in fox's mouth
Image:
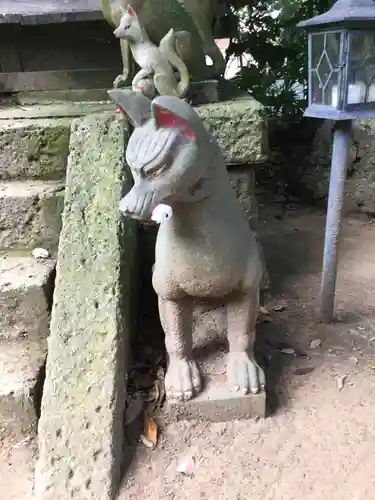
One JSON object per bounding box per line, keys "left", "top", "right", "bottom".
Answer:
{"left": 151, "top": 204, "right": 173, "bottom": 223}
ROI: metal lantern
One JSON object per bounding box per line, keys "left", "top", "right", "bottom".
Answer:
{"left": 298, "top": 0, "right": 375, "bottom": 322}
{"left": 299, "top": 0, "right": 375, "bottom": 120}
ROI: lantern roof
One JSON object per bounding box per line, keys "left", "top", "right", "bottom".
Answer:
{"left": 298, "top": 0, "right": 375, "bottom": 29}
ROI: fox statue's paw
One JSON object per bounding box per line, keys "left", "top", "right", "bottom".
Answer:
{"left": 227, "top": 351, "right": 266, "bottom": 395}
{"left": 165, "top": 355, "right": 201, "bottom": 402}
{"left": 113, "top": 72, "right": 131, "bottom": 89}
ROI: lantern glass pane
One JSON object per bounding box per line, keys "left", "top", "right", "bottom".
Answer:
{"left": 347, "top": 32, "right": 375, "bottom": 105}
{"left": 310, "top": 31, "right": 341, "bottom": 107}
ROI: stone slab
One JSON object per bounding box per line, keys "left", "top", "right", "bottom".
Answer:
{"left": 16, "top": 89, "right": 112, "bottom": 105}
{"left": 0, "top": 102, "right": 114, "bottom": 120}
{"left": 35, "top": 112, "right": 137, "bottom": 500}
{"left": 0, "top": 118, "right": 71, "bottom": 180}
{"left": 0, "top": 340, "right": 45, "bottom": 440}
{"left": 0, "top": 0, "right": 102, "bottom": 25}
{"left": 0, "top": 98, "right": 268, "bottom": 167}
{"left": 0, "top": 251, "right": 55, "bottom": 342}
{"left": 0, "top": 180, "right": 64, "bottom": 250}
{"left": 166, "top": 349, "right": 266, "bottom": 423}
{"left": 195, "top": 98, "right": 269, "bottom": 165}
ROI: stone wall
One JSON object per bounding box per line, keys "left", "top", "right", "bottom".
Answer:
{"left": 263, "top": 116, "right": 375, "bottom": 215}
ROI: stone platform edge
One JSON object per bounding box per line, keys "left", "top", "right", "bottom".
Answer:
{"left": 0, "top": 97, "right": 268, "bottom": 166}
{"left": 165, "top": 390, "right": 266, "bottom": 423}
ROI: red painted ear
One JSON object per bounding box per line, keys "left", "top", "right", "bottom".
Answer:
{"left": 127, "top": 5, "right": 137, "bottom": 16}
{"left": 153, "top": 106, "right": 196, "bottom": 140}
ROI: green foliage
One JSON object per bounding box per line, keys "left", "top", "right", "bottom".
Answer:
{"left": 227, "top": 0, "right": 332, "bottom": 117}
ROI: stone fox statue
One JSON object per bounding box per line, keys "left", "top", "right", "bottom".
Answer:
{"left": 108, "top": 88, "right": 265, "bottom": 401}
{"left": 114, "top": 6, "right": 190, "bottom": 99}
{"left": 101, "top": 0, "right": 225, "bottom": 87}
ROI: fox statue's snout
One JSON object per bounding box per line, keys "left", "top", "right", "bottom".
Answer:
{"left": 119, "top": 184, "right": 160, "bottom": 222}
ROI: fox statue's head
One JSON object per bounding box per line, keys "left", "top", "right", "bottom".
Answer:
{"left": 108, "top": 89, "right": 221, "bottom": 222}
{"left": 113, "top": 5, "right": 141, "bottom": 40}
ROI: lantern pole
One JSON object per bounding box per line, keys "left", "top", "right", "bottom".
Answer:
{"left": 319, "top": 119, "right": 352, "bottom": 322}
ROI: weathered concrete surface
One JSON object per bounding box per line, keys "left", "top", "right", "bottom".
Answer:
{"left": 0, "top": 251, "right": 55, "bottom": 342}
{"left": 0, "top": 180, "right": 64, "bottom": 250}
{"left": 35, "top": 112, "right": 137, "bottom": 500}
{"left": 0, "top": 118, "right": 71, "bottom": 180}
{"left": 196, "top": 98, "right": 268, "bottom": 165}
{"left": 0, "top": 340, "right": 45, "bottom": 440}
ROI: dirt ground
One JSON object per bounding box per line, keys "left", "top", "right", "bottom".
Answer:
{"left": 3, "top": 202, "right": 375, "bottom": 500}
{"left": 118, "top": 204, "right": 375, "bottom": 500}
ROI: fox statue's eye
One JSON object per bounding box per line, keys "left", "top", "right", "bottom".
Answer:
{"left": 142, "top": 162, "right": 169, "bottom": 179}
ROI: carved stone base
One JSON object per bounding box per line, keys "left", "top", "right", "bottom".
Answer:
{"left": 111, "top": 80, "right": 219, "bottom": 107}
{"left": 164, "top": 350, "right": 266, "bottom": 423}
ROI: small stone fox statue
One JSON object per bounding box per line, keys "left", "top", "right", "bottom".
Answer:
{"left": 114, "top": 5, "right": 190, "bottom": 99}
{"left": 108, "top": 88, "right": 265, "bottom": 402}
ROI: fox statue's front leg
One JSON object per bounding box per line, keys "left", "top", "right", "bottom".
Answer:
{"left": 158, "top": 297, "right": 201, "bottom": 401}
{"left": 113, "top": 39, "right": 135, "bottom": 88}
{"left": 226, "top": 288, "right": 265, "bottom": 395}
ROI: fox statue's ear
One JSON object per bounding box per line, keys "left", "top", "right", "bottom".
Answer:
{"left": 127, "top": 5, "right": 137, "bottom": 16}
{"left": 107, "top": 89, "right": 152, "bottom": 127}
{"left": 152, "top": 103, "right": 196, "bottom": 140}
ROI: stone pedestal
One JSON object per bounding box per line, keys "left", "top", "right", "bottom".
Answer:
{"left": 166, "top": 349, "right": 266, "bottom": 423}
{"left": 163, "top": 302, "right": 267, "bottom": 423}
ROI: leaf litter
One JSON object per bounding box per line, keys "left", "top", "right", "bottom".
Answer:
{"left": 140, "top": 412, "right": 158, "bottom": 450}
{"left": 309, "top": 338, "right": 322, "bottom": 349}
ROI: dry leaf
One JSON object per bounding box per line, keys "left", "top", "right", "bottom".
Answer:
{"left": 309, "top": 339, "right": 322, "bottom": 349}
{"left": 140, "top": 413, "right": 158, "bottom": 450}
{"left": 140, "top": 434, "right": 155, "bottom": 449}
{"left": 177, "top": 455, "right": 195, "bottom": 476}
{"left": 280, "top": 348, "right": 295, "bottom": 355}
{"left": 273, "top": 304, "right": 286, "bottom": 312}
{"left": 368, "top": 364, "right": 375, "bottom": 370}
{"left": 337, "top": 375, "right": 347, "bottom": 391}
{"left": 259, "top": 306, "right": 270, "bottom": 315}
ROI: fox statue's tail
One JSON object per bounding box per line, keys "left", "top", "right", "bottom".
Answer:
{"left": 159, "top": 29, "right": 190, "bottom": 99}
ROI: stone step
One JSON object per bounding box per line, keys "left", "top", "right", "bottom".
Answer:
{"left": 0, "top": 180, "right": 64, "bottom": 250}
{"left": 0, "top": 340, "right": 46, "bottom": 440}
{"left": 0, "top": 251, "right": 55, "bottom": 342}
{"left": 0, "top": 116, "right": 72, "bottom": 180}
